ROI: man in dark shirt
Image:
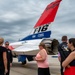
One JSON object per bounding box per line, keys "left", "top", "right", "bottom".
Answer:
{"left": 5, "top": 41, "right": 13, "bottom": 75}
{"left": 0, "top": 37, "right": 8, "bottom": 75}
{"left": 58, "top": 36, "right": 71, "bottom": 75}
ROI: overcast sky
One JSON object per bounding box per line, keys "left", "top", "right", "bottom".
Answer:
{"left": 0, "top": 0, "right": 75, "bottom": 43}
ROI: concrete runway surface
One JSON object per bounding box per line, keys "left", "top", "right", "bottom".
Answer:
{"left": 10, "top": 55, "right": 61, "bottom": 75}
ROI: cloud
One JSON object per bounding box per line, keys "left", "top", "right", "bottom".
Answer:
{"left": 0, "top": 12, "right": 20, "bottom": 22}
{"left": 0, "top": 0, "right": 75, "bottom": 42}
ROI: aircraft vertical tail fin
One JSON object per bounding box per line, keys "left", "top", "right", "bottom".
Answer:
{"left": 20, "top": 0, "right": 62, "bottom": 41}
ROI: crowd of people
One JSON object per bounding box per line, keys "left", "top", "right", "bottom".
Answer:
{"left": 0, "top": 36, "right": 75, "bottom": 75}
{"left": 0, "top": 37, "right": 13, "bottom": 75}
{"left": 34, "top": 35, "right": 75, "bottom": 75}
{"left": 58, "top": 36, "right": 75, "bottom": 75}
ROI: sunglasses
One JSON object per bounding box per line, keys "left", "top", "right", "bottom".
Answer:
{"left": 5, "top": 44, "right": 9, "bottom": 45}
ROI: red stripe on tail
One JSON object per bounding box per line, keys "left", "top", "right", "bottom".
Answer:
{"left": 34, "top": 0, "right": 62, "bottom": 28}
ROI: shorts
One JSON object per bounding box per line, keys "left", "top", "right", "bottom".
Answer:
{"left": 38, "top": 67, "right": 50, "bottom": 75}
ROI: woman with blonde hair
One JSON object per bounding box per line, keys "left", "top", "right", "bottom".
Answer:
{"left": 34, "top": 43, "right": 50, "bottom": 75}
{"left": 0, "top": 37, "right": 8, "bottom": 75}
{"left": 62, "top": 38, "right": 75, "bottom": 75}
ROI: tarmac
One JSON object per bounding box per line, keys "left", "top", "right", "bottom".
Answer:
{"left": 10, "top": 55, "right": 61, "bottom": 75}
